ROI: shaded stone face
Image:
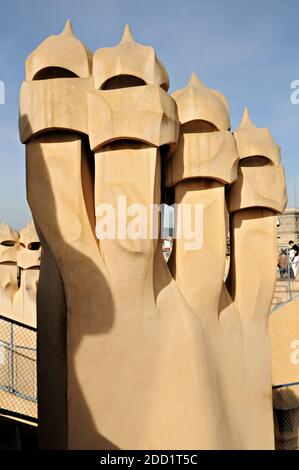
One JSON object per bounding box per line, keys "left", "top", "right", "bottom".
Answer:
{"left": 17, "top": 223, "right": 41, "bottom": 270}
{"left": 0, "top": 222, "right": 40, "bottom": 327}
{"left": 0, "top": 224, "right": 19, "bottom": 263}
{"left": 19, "top": 21, "right": 288, "bottom": 450}
{"left": 0, "top": 224, "right": 19, "bottom": 318}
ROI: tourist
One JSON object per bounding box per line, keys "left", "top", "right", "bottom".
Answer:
{"left": 277, "top": 249, "right": 288, "bottom": 279}
{"left": 288, "top": 240, "right": 299, "bottom": 279}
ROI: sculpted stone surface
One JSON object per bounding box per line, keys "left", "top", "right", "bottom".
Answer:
{"left": 270, "top": 298, "right": 299, "bottom": 450}
{"left": 228, "top": 163, "right": 287, "bottom": 213}
{"left": 172, "top": 73, "right": 231, "bottom": 131}
{"left": 270, "top": 298, "right": 299, "bottom": 387}
{"left": 13, "top": 223, "right": 40, "bottom": 327}
{"left": 0, "top": 223, "right": 19, "bottom": 317}
{"left": 234, "top": 108, "right": 281, "bottom": 164}
{"left": 92, "top": 25, "right": 169, "bottom": 91}
{"left": 0, "top": 223, "right": 19, "bottom": 263}
{"left": 0, "top": 222, "right": 40, "bottom": 327}
{"left": 26, "top": 20, "right": 92, "bottom": 81}
{"left": 87, "top": 85, "right": 179, "bottom": 151}
{"left": 19, "top": 22, "right": 288, "bottom": 450}
{"left": 165, "top": 130, "right": 239, "bottom": 186}
{"left": 227, "top": 109, "right": 288, "bottom": 213}
{"left": 20, "top": 78, "right": 90, "bottom": 142}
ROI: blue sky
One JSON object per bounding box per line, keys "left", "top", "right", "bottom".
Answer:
{"left": 0, "top": 0, "right": 298, "bottom": 228}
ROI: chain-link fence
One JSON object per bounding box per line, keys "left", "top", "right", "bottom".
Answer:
{"left": 273, "top": 383, "right": 299, "bottom": 450}
{"left": 0, "top": 315, "right": 37, "bottom": 421}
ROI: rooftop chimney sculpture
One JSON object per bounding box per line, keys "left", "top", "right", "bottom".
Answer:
{"left": 0, "top": 222, "right": 40, "bottom": 327}
{"left": 0, "top": 223, "right": 19, "bottom": 317}
{"left": 13, "top": 222, "right": 41, "bottom": 327}
{"left": 19, "top": 22, "right": 287, "bottom": 450}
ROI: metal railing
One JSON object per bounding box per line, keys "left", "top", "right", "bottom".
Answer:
{"left": 277, "top": 264, "right": 296, "bottom": 303}
{"left": 0, "top": 315, "right": 37, "bottom": 421}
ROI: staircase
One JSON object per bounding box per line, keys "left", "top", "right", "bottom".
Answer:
{"left": 272, "top": 278, "right": 299, "bottom": 309}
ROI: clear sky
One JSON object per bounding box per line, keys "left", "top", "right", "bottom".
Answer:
{"left": 0, "top": 0, "right": 298, "bottom": 229}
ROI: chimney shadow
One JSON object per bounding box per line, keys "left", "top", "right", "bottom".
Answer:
{"left": 21, "top": 115, "right": 119, "bottom": 449}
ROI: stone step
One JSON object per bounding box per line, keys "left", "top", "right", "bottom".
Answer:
{"left": 273, "top": 291, "right": 296, "bottom": 303}
{"left": 275, "top": 280, "right": 299, "bottom": 289}
{"left": 275, "top": 286, "right": 289, "bottom": 292}
{"left": 274, "top": 287, "right": 299, "bottom": 294}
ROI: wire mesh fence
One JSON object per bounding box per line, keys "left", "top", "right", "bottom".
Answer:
{"left": 0, "top": 315, "right": 37, "bottom": 420}
{"left": 273, "top": 383, "right": 299, "bottom": 450}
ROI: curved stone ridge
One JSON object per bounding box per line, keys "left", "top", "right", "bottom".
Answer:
{"left": 19, "top": 77, "right": 90, "bottom": 143}
{"left": 166, "top": 130, "right": 239, "bottom": 186}
{"left": 13, "top": 222, "right": 40, "bottom": 327}
{"left": 227, "top": 108, "right": 287, "bottom": 213}
{"left": 172, "top": 72, "right": 231, "bottom": 130}
{"left": 0, "top": 222, "right": 40, "bottom": 327}
{"left": 92, "top": 24, "right": 169, "bottom": 90}
{"left": 87, "top": 85, "right": 179, "bottom": 151}
{"left": 0, "top": 224, "right": 19, "bottom": 320}
{"left": 26, "top": 20, "right": 92, "bottom": 81}
{"left": 0, "top": 223, "right": 19, "bottom": 266}
{"left": 234, "top": 107, "right": 281, "bottom": 164}
{"left": 0, "top": 223, "right": 19, "bottom": 245}
{"left": 166, "top": 73, "right": 237, "bottom": 185}
{"left": 17, "top": 222, "right": 41, "bottom": 270}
